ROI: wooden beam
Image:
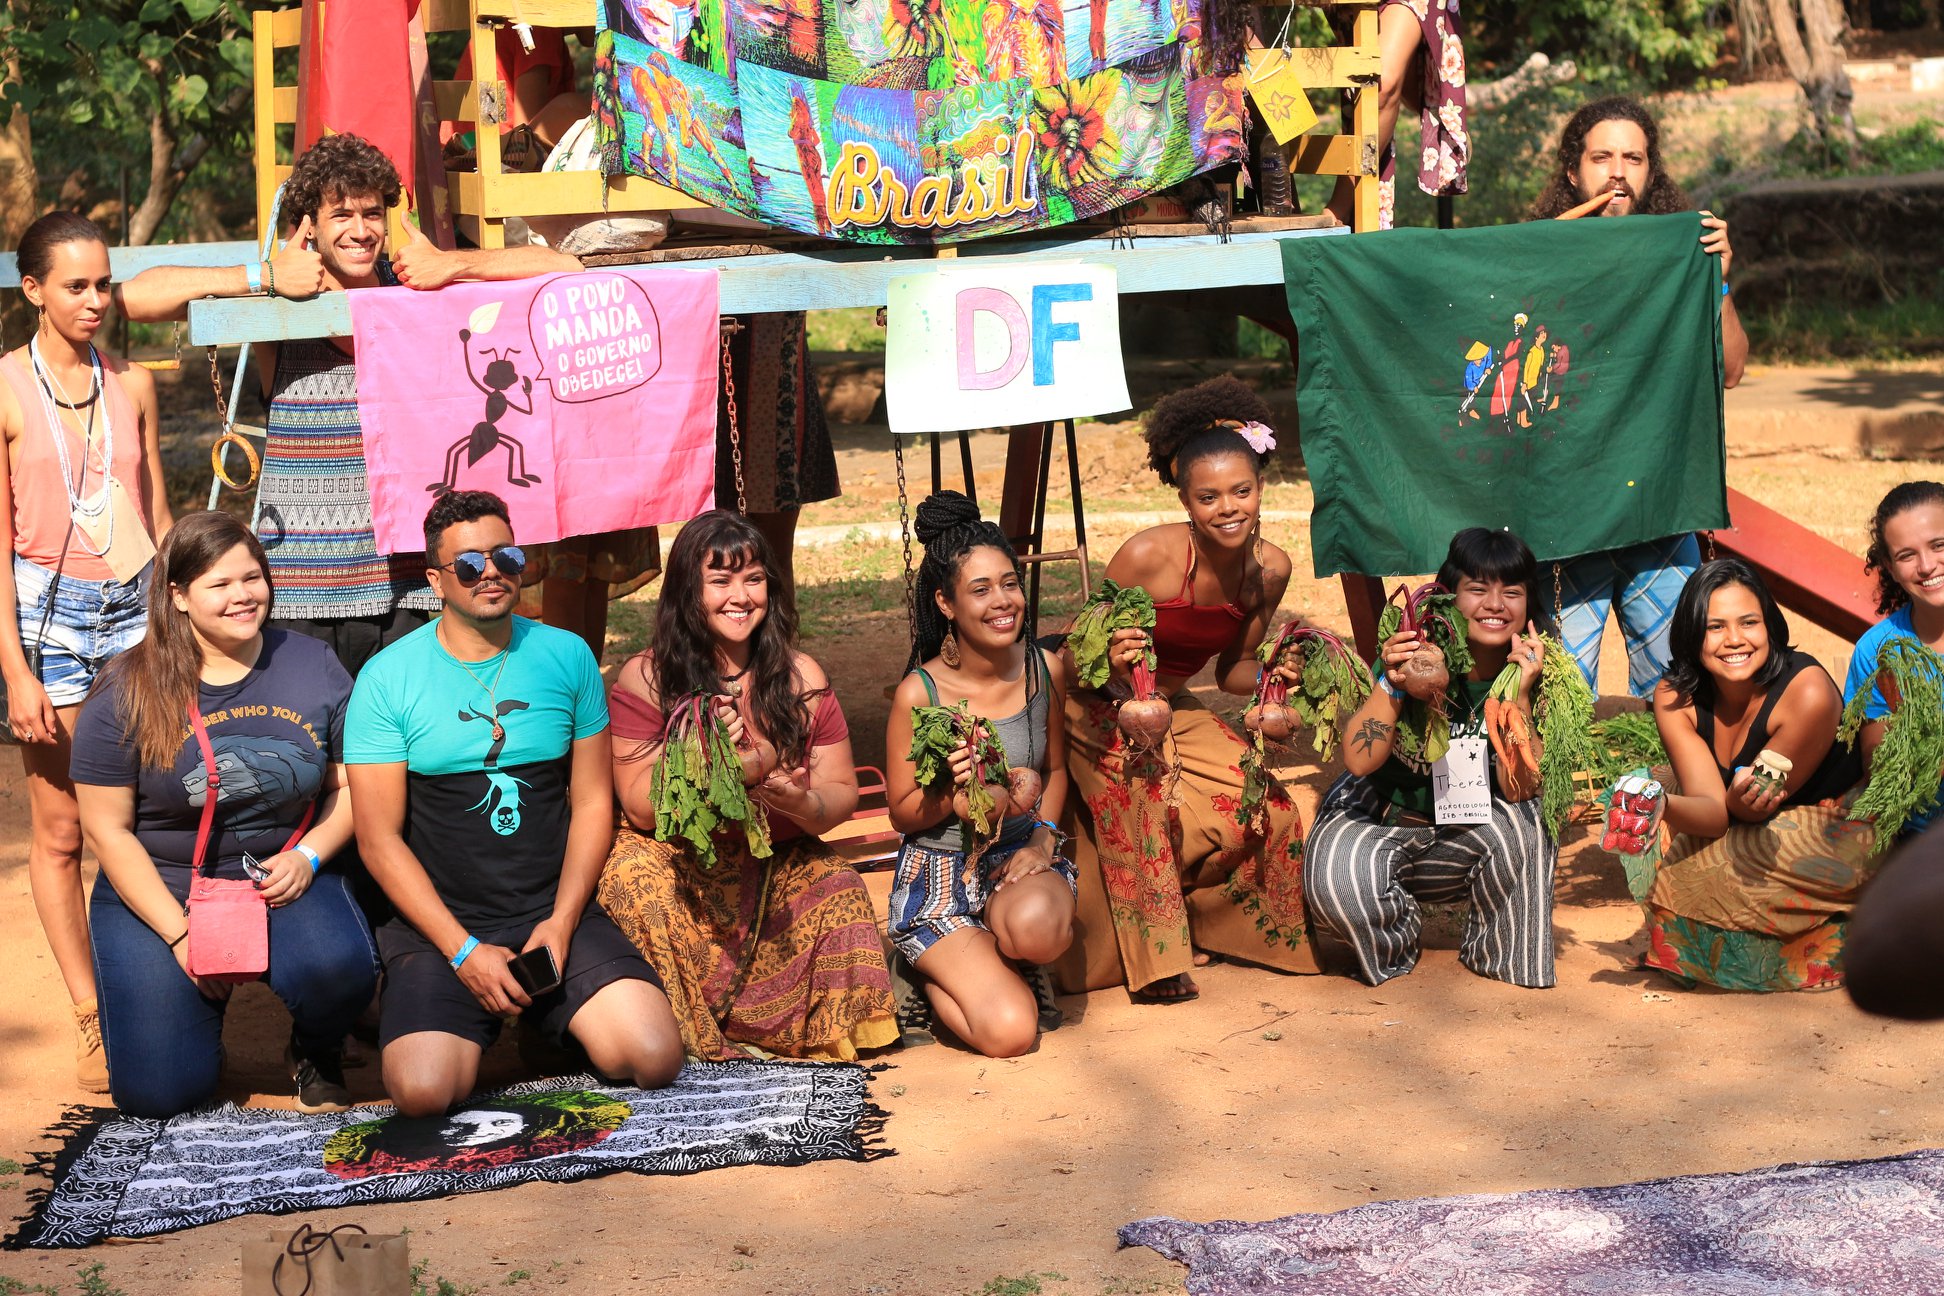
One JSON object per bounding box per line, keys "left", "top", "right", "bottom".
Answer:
{"left": 254, "top": 9, "right": 280, "bottom": 240}
{"left": 0, "top": 241, "right": 263, "bottom": 288}
{"left": 1287, "top": 45, "right": 1381, "bottom": 89}
{"left": 1341, "top": 574, "right": 1387, "bottom": 659}
{"left": 1715, "top": 487, "right": 1876, "bottom": 641}
{"left": 185, "top": 225, "right": 1348, "bottom": 344}
{"left": 265, "top": 5, "right": 304, "bottom": 44}
{"left": 1288, "top": 133, "right": 1377, "bottom": 178}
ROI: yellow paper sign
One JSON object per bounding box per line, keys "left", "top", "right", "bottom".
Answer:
{"left": 1246, "top": 49, "right": 1320, "bottom": 145}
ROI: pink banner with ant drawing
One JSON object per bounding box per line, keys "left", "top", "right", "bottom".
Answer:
{"left": 350, "top": 267, "right": 719, "bottom": 555}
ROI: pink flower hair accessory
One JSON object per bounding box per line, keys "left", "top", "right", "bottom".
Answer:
{"left": 1235, "top": 420, "right": 1277, "bottom": 454}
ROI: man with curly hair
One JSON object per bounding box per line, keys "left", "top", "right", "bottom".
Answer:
{"left": 1527, "top": 96, "right": 1749, "bottom": 701}
{"left": 120, "top": 134, "right": 580, "bottom": 678}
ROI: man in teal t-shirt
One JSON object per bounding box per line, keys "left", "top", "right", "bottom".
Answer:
{"left": 346, "top": 491, "right": 681, "bottom": 1115}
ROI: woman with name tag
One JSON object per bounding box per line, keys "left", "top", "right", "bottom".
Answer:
{"left": 70, "top": 512, "right": 376, "bottom": 1118}
{"left": 1, "top": 212, "right": 173, "bottom": 1092}
{"left": 1305, "top": 527, "right": 1559, "bottom": 989}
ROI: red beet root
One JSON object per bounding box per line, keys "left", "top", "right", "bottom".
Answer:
{"left": 1006, "top": 767, "right": 1043, "bottom": 814}
{"left": 1399, "top": 644, "right": 1449, "bottom": 702}
{"left": 1118, "top": 660, "right": 1172, "bottom": 749}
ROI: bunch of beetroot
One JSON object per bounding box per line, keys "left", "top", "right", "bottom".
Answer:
{"left": 649, "top": 692, "right": 774, "bottom": 869}
{"left": 1068, "top": 579, "right": 1171, "bottom": 751}
{"left": 1373, "top": 581, "right": 1474, "bottom": 765}
{"left": 1239, "top": 621, "right": 1372, "bottom": 829}
{"left": 908, "top": 699, "right": 1040, "bottom": 854}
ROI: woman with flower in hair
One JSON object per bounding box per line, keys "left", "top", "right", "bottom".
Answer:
{"left": 1053, "top": 376, "right": 1313, "bottom": 1003}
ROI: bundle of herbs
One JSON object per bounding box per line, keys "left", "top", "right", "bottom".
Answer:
{"left": 1373, "top": 581, "right": 1473, "bottom": 764}
{"left": 907, "top": 698, "right": 1028, "bottom": 853}
{"left": 649, "top": 693, "right": 773, "bottom": 869}
{"left": 1478, "top": 637, "right": 1600, "bottom": 839}
{"left": 1067, "top": 578, "right": 1171, "bottom": 749}
{"left": 1838, "top": 637, "right": 1944, "bottom": 847}
{"left": 1587, "top": 710, "right": 1670, "bottom": 783}
{"left": 1239, "top": 621, "right": 1372, "bottom": 828}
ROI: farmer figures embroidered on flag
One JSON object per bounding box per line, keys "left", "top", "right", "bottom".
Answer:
{"left": 1459, "top": 311, "right": 1578, "bottom": 440}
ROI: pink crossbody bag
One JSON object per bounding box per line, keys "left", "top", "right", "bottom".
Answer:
{"left": 184, "top": 701, "right": 313, "bottom": 983}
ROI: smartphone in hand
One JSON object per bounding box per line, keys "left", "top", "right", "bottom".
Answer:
{"left": 509, "top": 946, "right": 562, "bottom": 996}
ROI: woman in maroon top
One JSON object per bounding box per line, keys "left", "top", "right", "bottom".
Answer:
{"left": 595, "top": 511, "right": 896, "bottom": 1060}
{"left": 1055, "top": 376, "right": 1313, "bottom": 1002}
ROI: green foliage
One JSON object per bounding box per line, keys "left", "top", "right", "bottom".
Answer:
{"left": 1839, "top": 637, "right": 1944, "bottom": 847}
{"left": 1, "top": 1, "right": 257, "bottom": 236}
{"left": 1535, "top": 638, "right": 1599, "bottom": 838}
{"left": 1588, "top": 709, "right": 1671, "bottom": 780}
{"left": 1240, "top": 624, "right": 1372, "bottom": 827}
{"left": 1744, "top": 293, "right": 1944, "bottom": 365}
{"left": 1066, "top": 579, "right": 1157, "bottom": 689}
{"left": 907, "top": 699, "right": 1010, "bottom": 846}
{"left": 410, "top": 1255, "right": 479, "bottom": 1296}
{"left": 74, "top": 1268, "right": 124, "bottom": 1296}
{"left": 649, "top": 694, "right": 773, "bottom": 867}
{"left": 0, "top": 1157, "right": 21, "bottom": 1175}
{"left": 1466, "top": 0, "right": 1724, "bottom": 90}
{"left": 975, "top": 1275, "right": 1066, "bottom": 1296}
{"left": 1374, "top": 583, "right": 1471, "bottom": 765}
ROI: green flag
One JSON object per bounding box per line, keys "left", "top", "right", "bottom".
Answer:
{"left": 1283, "top": 213, "right": 1727, "bottom": 578}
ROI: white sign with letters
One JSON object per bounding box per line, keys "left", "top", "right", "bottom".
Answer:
{"left": 1433, "top": 736, "right": 1493, "bottom": 825}
{"left": 883, "top": 263, "right": 1132, "bottom": 435}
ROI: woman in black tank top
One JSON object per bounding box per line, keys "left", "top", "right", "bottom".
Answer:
{"left": 1635, "top": 560, "right": 1875, "bottom": 992}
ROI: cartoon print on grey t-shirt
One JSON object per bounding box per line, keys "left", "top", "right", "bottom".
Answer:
{"left": 181, "top": 734, "right": 320, "bottom": 835}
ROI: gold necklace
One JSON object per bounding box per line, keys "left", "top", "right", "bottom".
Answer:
{"left": 443, "top": 625, "right": 514, "bottom": 741}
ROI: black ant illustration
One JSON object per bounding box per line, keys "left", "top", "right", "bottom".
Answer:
{"left": 458, "top": 699, "right": 532, "bottom": 835}
{"left": 429, "top": 327, "right": 545, "bottom": 496}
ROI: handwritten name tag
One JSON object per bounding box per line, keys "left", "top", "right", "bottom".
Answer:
{"left": 1433, "top": 736, "right": 1492, "bottom": 825}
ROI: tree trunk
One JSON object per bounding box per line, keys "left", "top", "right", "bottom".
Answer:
{"left": 0, "top": 49, "right": 40, "bottom": 348}
{"left": 1735, "top": 0, "right": 1771, "bottom": 73}
{"left": 1764, "top": 0, "right": 1858, "bottom": 153}
{"left": 126, "top": 83, "right": 252, "bottom": 246}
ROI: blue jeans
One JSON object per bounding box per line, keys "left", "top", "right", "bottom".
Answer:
{"left": 13, "top": 555, "right": 150, "bottom": 707}
{"left": 1555, "top": 534, "right": 1701, "bottom": 699}
{"left": 90, "top": 871, "right": 379, "bottom": 1119}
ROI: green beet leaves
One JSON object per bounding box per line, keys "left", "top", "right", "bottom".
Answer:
{"left": 649, "top": 694, "right": 772, "bottom": 869}
{"left": 1068, "top": 579, "right": 1158, "bottom": 689}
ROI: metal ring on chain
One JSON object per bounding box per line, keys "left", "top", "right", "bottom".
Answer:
{"left": 720, "top": 324, "right": 746, "bottom": 513}
{"left": 211, "top": 432, "right": 261, "bottom": 490}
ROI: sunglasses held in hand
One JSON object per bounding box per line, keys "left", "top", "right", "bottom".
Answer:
{"left": 436, "top": 546, "right": 527, "bottom": 584}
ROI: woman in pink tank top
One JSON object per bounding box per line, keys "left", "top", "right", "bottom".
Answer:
{"left": 2, "top": 212, "right": 171, "bottom": 1093}
{"left": 1052, "top": 376, "right": 1315, "bottom": 1003}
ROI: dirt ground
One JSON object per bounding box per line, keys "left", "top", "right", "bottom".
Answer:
{"left": 3, "top": 363, "right": 1944, "bottom": 1295}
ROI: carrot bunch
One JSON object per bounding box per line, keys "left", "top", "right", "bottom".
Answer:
{"left": 1479, "top": 638, "right": 1598, "bottom": 838}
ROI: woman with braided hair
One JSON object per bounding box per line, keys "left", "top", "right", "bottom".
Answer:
{"left": 1054, "top": 376, "right": 1313, "bottom": 1003}
{"left": 884, "top": 492, "right": 1075, "bottom": 1057}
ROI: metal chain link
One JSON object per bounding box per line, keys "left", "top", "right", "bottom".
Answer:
{"left": 207, "top": 344, "right": 231, "bottom": 433}
{"left": 720, "top": 323, "right": 746, "bottom": 513}
{"left": 1552, "top": 560, "right": 1563, "bottom": 625}
{"left": 1704, "top": 530, "right": 1717, "bottom": 561}
{"left": 172, "top": 321, "right": 182, "bottom": 370}
{"left": 894, "top": 434, "right": 915, "bottom": 633}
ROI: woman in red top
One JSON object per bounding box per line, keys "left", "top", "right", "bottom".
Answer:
{"left": 1055, "top": 376, "right": 1312, "bottom": 1002}
{"left": 596, "top": 511, "right": 896, "bottom": 1060}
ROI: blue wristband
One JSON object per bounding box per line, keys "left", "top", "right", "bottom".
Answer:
{"left": 1378, "top": 674, "right": 1402, "bottom": 700}
{"left": 1033, "top": 818, "right": 1057, "bottom": 835}
{"left": 1721, "top": 281, "right": 1731, "bottom": 298}
{"left": 244, "top": 260, "right": 262, "bottom": 293}
{"left": 294, "top": 843, "right": 321, "bottom": 873}
{"left": 449, "top": 935, "right": 479, "bottom": 971}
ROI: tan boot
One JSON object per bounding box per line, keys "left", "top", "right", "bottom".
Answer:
{"left": 73, "top": 999, "right": 109, "bottom": 1094}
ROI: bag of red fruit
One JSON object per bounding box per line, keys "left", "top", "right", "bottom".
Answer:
{"left": 1601, "top": 775, "right": 1664, "bottom": 856}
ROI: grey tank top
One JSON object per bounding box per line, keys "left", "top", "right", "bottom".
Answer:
{"left": 908, "top": 650, "right": 1051, "bottom": 854}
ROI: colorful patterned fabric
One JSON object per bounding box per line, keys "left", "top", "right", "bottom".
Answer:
{"left": 594, "top": 0, "right": 1248, "bottom": 245}
{"left": 597, "top": 824, "right": 897, "bottom": 1061}
{"left": 1053, "top": 688, "right": 1314, "bottom": 994}
{"left": 1555, "top": 532, "right": 1702, "bottom": 699}
{"left": 258, "top": 337, "right": 437, "bottom": 620}
{"left": 888, "top": 826, "right": 1079, "bottom": 962}
{"left": 719, "top": 313, "right": 839, "bottom": 514}
{"left": 1374, "top": 0, "right": 1469, "bottom": 231}
{"left": 1615, "top": 771, "right": 1880, "bottom": 992}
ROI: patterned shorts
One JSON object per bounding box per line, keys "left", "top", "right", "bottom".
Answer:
{"left": 888, "top": 832, "right": 1079, "bottom": 964}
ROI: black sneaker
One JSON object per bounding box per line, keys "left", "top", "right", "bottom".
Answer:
{"left": 1022, "top": 963, "right": 1064, "bottom": 1034}
{"left": 887, "top": 948, "right": 936, "bottom": 1049}
{"left": 286, "top": 1037, "right": 354, "bottom": 1113}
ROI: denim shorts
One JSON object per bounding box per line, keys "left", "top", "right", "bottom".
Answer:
{"left": 13, "top": 554, "right": 151, "bottom": 707}
{"left": 888, "top": 828, "right": 1079, "bottom": 964}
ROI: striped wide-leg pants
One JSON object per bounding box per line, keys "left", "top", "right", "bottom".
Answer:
{"left": 1304, "top": 773, "right": 1557, "bottom": 988}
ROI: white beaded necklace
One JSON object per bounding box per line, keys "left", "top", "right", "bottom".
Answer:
{"left": 28, "top": 335, "right": 114, "bottom": 557}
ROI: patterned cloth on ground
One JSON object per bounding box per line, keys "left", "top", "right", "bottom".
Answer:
{"left": 9, "top": 1063, "right": 888, "bottom": 1249}
{"left": 1122, "top": 1146, "right": 1944, "bottom": 1294}
{"left": 1053, "top": 689, "right": 1314, "bottom": 995}
{"left": 597, "top": 824, "right": 897, "bottom": 1061}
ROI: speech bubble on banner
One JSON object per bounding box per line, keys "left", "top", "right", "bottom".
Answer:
{"left": 524, "top": 273, "right": 664, "bottom": 404}
{"left": 884, "top": 264, "right": 1130, "bottom": 435}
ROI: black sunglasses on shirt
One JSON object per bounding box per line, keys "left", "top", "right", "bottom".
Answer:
{"left": 436, "top": 545, "right": 527, "bottom": 584}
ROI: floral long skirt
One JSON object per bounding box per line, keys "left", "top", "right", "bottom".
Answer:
{"left": 1053, "top": 689, "right": 1316, "bottom": 995}
{"left": 1617, "top": 778, "right": 1880, "bottom": 992}
{"left": 597, "top": 825, "right": 898, "bottom": 1059}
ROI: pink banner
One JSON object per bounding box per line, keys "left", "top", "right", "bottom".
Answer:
{"left": 350, "top": 267, "right": 719, "bottom": 555}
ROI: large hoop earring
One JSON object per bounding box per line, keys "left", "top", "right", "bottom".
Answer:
{"left": 940, "top": 620, "right": 961, "bottom": 668}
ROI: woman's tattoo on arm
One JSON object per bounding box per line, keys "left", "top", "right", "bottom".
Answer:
{"left": 1352, "top": 717, "right": 1393, "bottom": 755}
